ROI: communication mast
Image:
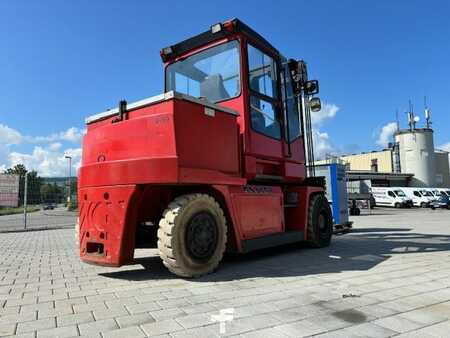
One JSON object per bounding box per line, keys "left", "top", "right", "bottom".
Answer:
{"left": 424, "top": 96, "right": 432, "bottom": 129}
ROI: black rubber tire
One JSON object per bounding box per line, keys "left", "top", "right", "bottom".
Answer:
{"left": 395, "top": 203, "right": 400, "bottom": 208}
{"left": 157, "top": 194, "right": 227, "bottom": 278}
{"left": 307, "top": 194, "right": 333, "bottom": 248}
{"left": 420, "top": 202, "right": 427, "bottom": 208}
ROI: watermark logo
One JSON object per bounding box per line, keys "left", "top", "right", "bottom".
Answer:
{"left": 211, "top": 308, "right": 235, "bottom": 334}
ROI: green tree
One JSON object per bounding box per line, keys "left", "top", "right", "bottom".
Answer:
{"left": 40, "top": 183, "right": 62, "bottom": 203}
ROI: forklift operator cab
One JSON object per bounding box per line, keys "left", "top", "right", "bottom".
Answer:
{"left": 164, "top": 21, "right": 321, "bottom": 182}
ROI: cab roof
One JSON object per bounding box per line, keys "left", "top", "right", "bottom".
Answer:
{"left": 160, "top": 18, "right": 281, "bottom": 62}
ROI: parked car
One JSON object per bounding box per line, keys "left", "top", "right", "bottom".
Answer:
{"left": 42, "top": 203, "right": 56, "bottom": 210}
{"left": 430, "top": 195, "right": 450, "bottom": 210}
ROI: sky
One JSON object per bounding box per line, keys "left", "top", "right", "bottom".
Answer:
{"left": 1, "top": 0, "right": 449, "bottom": 176}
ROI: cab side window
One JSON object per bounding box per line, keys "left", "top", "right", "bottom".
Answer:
{"left": 248, "top": 44, "right": 281, "bottom": 139}
{"left": 248, "top": 45, "right": 277, "bottom": 98}
{"left": 388, "top": 191, "right": 396, "bottom": 198}
{"left": 281, "top": 64, "right": 301, "bottom": 142}
{"left": 413, "top": 191, "right": 421, "bottom": 197}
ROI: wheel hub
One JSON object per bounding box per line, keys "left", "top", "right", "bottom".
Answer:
{"left": 185, "top": 212, "right": 218, "bottom": 261}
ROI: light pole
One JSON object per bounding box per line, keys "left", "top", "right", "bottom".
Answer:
{"left": 65, "top": 155, "right": 72, "bottom": 209}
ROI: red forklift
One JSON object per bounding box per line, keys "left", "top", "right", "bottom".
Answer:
{"left": 78, "top": 18, "right": 333, "bottom": 277}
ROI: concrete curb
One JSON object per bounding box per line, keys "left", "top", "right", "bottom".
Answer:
{"left": 0, "top": 224, "right": 75, "bottom": 234}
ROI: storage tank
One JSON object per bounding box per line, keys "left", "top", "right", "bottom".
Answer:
{"left": 394, "top": 128, "right": 436, "bottom": 187}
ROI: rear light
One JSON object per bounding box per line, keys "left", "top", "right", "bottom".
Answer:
{"left": 223, "top": 20, "right": 235, "bottom": 32}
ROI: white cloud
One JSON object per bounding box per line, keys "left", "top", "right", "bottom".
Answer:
{"left": 9, "top": 146, "right": 82, "bottom": 177}
{"left": 311, "top": 103, "right": 339, "bottom": 127}
{"left": 376, "top": 122, "right": 397, "bottom": 148}
{"left": 310, "top": 102, "right": 339, "bottom": 159}
{"left": 0, "top": 124, "right": 84, "bottom": 176}
{"left": 48, "top": 142, "right": 62, "bottom": 151}
{"left": 313, "top": 131, "right": 335, "bottom": 159}
{"left": 29, "top": 127, "right": 85, "bottom": 143}
{"left": 0, "top": 124, "right": 23, "bottom": 145}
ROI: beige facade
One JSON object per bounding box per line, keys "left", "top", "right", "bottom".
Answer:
{"left": 316, "top": 150, "right": 393, "bottom": 172}
{"left": 435, "top": 150, "right": 450, "bottom": 187}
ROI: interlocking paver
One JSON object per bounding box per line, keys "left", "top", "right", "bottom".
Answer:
{"left": 126, "top": 301, "right": 162, "bottom": 314}
{"left": 78, "top": 318, "right": 118, "bottom": 335}
{"left": 92, "top": 306, "right": 129, "bottom": 320}
{"left": 37, "top": 325, "right": 78, "bottom": 338}
{"left": 141, "top": 318, "right": 184, "bottom": 336}
{"left": 57, "top": 311, "right": 95, "bottom": 327}
{"left": 374, "top": 314, "right": 423, "bottom": 333}
{"left": 101, "top": 326, "right": 146, "bottom": 338}
{"left": 16, "top": 317, "right": 56, "bottom": 334}
{"left": 0, "top": 322, "right": 16, "bottom": 336}
{"left": 115, "top": 312, "right": 155, "bottom": 328}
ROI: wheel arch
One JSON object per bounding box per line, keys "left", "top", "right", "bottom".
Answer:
{"left": 135, "top": 184, "right": 240, "bottom": 252}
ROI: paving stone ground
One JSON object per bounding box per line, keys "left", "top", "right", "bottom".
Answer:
{"left": 1, "top": 207, "right": 450, "bottom": 337}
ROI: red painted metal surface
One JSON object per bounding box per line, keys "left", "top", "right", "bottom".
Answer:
{"left": 229, "top": 186, "right": 284, "bottom": 240}
{"left": 284, "top": 186, "right": 324, "bottom": 237}
{"left": 78, "top": 185, "right": 142, "bottom": 266}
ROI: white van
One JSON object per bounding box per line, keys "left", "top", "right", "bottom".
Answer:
{"left": 419, "top": 189, "right": 437, "bottom": 202}
{"left": 425, "top": 188, "right": 441, "bottom": 200}
{"left": 401, "top": 187, "right": 433, "bottom": 207}
{"left": 437, "top": 188, "right": 450, "bottom": 197}
{"left": 371, "top": 187, "right": 413, "bottom": 208}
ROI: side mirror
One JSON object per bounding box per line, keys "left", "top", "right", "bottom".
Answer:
{"left": 305, "top": 80, "right": 319, "bottom": 95}
{"left": 309, "top": 97, "right": 321, "bottom": 112}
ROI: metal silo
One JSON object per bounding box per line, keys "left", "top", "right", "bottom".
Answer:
{"left": 395, "top": 128, "right": 436, "bottom": 187}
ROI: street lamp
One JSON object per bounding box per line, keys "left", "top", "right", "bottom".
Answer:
{"left": 65, "top": 155, "right": 72, "bottom": 209}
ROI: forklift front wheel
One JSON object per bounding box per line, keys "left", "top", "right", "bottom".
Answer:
{"left": 157, "top": 194, "right": 227, "bottom": 278}
{"left": 307, "top": 194, "right": 333, "bottom": 248}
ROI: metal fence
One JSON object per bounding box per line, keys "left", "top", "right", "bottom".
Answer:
{"left": 0, "top": 172, "right": 77, "bottom": 232}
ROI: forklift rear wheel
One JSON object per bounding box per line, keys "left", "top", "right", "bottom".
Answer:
{"left": 307, "top": 194, "right": 333, "bottom": 248}
{"left": 157, "top": 194, "right": 227, "bottom": 278}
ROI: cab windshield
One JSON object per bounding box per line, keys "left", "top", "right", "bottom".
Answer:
{"left": 394, "top": 190, "right": 406, "bottom": 197}
{"left": 165, "top": 40, "right": 240, "bottom": 103}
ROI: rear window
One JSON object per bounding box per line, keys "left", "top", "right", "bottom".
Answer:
{"left": 165, "top": 40, "right": 240, "bottom": 103}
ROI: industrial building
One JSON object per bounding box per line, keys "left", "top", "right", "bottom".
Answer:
{"left": 0, "top": 174, "right": 20, "bottom": 207}
{"left": 317, "top": 116, "right": 450, "bottom": 188}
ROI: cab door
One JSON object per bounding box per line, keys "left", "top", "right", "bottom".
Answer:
{"left": 245, "top": 43, "right": 284, "bottom": 177}
{"left": 387, "top": 191, "right": 396, "bottom": 205}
